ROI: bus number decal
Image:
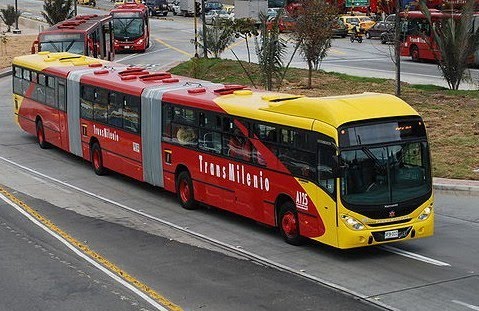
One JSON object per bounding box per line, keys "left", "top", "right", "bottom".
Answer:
{"left": 132, "top": 142, "right": 140, "bottom": 153}
{"left": 296, "top": 191, "right": 308, "bottom": 210}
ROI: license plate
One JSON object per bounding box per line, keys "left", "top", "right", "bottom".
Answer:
{"left": 124, "top": 46, "right": 130, "bottom": 49}
{"left": 384, "top": 230, "right": 399, "bottom": 239}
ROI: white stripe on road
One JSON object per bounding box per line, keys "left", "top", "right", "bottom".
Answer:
{"left": 452, "top": 300, "right": 479, "bottom": 310}
{"left": 380, "top": 245, "right": 450, "bottom": 266}
{"left": 0, "top": 192, "right": 169, "bottom": 311}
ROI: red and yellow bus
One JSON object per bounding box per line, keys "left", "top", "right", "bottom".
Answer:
{"left": 12, "top": 52, "right": 434, "bottom": 249}
{"left": 110, "top": 3, "right": 150, "bottom": 53}
{"left": 31, "top": 15, "right": 115, "bottom": 61}
{"left": 400, "top": 10, "right": 479, "bottom": 64}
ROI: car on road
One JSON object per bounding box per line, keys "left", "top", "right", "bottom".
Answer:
{"left": 339, "top": 15, "right": 376, "bottom": 31}
{"left": 365, "top": 21, "right": 394, "bottom": 39}
{"left": 266, "top": 14, "right": 296, "bottom": 32}
{"left": 146, "top": 0, "right": 169, "bottom": 16}
{"left": 204, "top": 9, "right": 233, "bottom": 24}
{"left": 331, "top": 18, "right": 348, "bottom": 38}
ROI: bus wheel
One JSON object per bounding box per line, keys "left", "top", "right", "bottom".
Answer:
{"left": 176, "top": 171, "right": 197, "bottom": 210}
{"left": 279, "top": 202, "right": 303, "bottom": 246}
{"left": 36, "top": 120, "right": 49, "bottom": 149}
{"left": 91, "top": 143, "right": 106, "bottom": 176}
{"left": 411, "top": 46, "right": 420, "bottom": 62}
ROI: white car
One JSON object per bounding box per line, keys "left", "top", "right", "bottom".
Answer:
{"left": 204, "top": 9, "right": 233, "bottom": 24}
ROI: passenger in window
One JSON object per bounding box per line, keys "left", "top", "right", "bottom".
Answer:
{"left": 177, "top": 126, "right": 197, "bottom": 145}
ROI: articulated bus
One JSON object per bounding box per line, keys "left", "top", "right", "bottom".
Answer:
{"left": 400, "top": 10, "right": 479, "bottom": 64}
{"left": 12, "top": 52, "right": 434, "bottom": 249}
{"left": 110, "top": 3, "right": 150, "bottom": 53}
{"left": 31, "top": 15, "right": 115, "bottom": 61}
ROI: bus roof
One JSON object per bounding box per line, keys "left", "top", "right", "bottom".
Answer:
{"left": 13, "top": 52, "right": 107, "bottom": 75}
{"left": 40, "top": 15, "right": 112, "bottom": 34}
{"left": 14, "top": 52, "right": 419, "bottom": 130}
{"left": 111, "top": 3, "right": 148, "bottom": 13}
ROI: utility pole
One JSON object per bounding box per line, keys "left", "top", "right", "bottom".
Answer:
{"left": 201, "top": 0, "right": 207, "bottom": 58}
{"left": 13, "top": 0, "right": 21, "bottom": 34}
{"left": 74, "top": 0, "right": 78, "bottom": 16}
{"left": 194, "top": 2, "right": 199, "bottom": 57}
{"left": 394, "top": 0, "right": 401, "bottom": 96}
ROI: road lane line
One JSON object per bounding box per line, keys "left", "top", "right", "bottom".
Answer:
{"left": 0, "top": 156, "right": 398, "bottom": 310}
{"left": 0, "top": 187, "right": 182, "bottom": 311}
{"left": 452, "top": 300, "right": 479, "bottom": 310}
{"left": 155, "top": 38, "right": 193, "bottom": 57}
{"left": 380, "top": 245, "right": 450, "bottom": 267}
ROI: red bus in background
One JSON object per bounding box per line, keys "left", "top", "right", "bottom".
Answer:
{"left": 31, "top": 15, "right": 114, "bottom": 61}
{"left": 111, "top": 3, "right": 150, "bottom": 53}
{"left": 400, "top": 10, "right": 479, "bottom": 64}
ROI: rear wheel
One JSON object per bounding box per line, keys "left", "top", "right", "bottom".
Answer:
{"left": 357, "top": 36, "right": 363, "bottom": 43}
{"left": 36, "top": 120, "right": 49, "bottom": 149}
{"left": 176, "top": 171, "right": 198, "bottom": 210}
{"left": 279, "top": 202, "right": 303, "bottom": 246}
{"left": 91, "top": 143, "right": 107, "bottom": 176}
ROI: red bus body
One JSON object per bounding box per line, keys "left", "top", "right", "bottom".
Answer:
{"left": 110, "top": 3, "right": 150, "bottom": 53}
{"left": 400, "top": 10, "right": 479, "bottom": 65}
{"left": 32, "top": 15, "right": 115, "bottom": 61}
{"left": 13, "top": 53, "right": 435, "bottom": 249}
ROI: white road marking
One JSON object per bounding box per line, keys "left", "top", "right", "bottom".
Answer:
{"left": 380, "top": 245, "right": 450, "bottom": 266}
{"left": 452, "top": 300, "right": 479, "bottom": 310}
{"left": 0, "top": 192, "right": 169, "bottom": 311}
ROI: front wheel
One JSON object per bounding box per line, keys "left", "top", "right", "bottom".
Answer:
{"left": 91, "top": 143, "right": 107, "bottom": 176}
{"left": 411, "top": 45, "right": 420, "bottom": 62}
{"left": 279, "top": 202, "right": 303, "bottom": 246}
{"left": 350, "top": 35, "right": 354, "bottom": 43}
{"left": 357, "top": 36, "right": 363, "bottom": 43}
{"left": 176, "top": 171, "right": 198, "bottom": 210}
{"left": 365, "top": 31, "right": 371, "bottom": 39}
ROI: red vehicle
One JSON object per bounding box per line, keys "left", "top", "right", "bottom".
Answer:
{"left": 400, "top": 10, "right": 479, "bottom": 64}
{"left": 13, "top": 52, "right": 435, "bottom": 249}
{"left": 111, "top": 3, "right": 150, "bottom": 53}
{"left": 31, "top": 15, "right": 115, "bottom": 61}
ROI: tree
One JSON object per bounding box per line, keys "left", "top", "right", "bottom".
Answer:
{"left": 419, "top": 0, "right": 479, "bottom": 90}
{"left": 198, "top": 18, "right": 235, "bottom": 58}
{"left": 232, "top": 18, "right": 258, "bottom": 63}
{"left": 0, "top": 5, "right": 21, "bottom": 33}
{"left": 42, "top": 0, "right": 74, "bottom": 26}
{"left": 255, "top": 13, "right": 287, "bottom": 91}
{"left": 293, "top": 0, "right": 338, "bottom": 88}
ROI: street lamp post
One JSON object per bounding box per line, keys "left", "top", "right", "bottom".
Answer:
{"left": 201, "top": 0, "right": 207, "bottom": 58}
{"left": 13, "top": 0, "right": 21, "bottom": 34}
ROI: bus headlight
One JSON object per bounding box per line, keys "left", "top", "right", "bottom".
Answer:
{"left": 418, "top": 206, "right": 432, "bottom": 221}
{"left": 341, "top": 214, "right": 365, "bottom": 230}
{"left": 136, "top": 39, "right": 144, "bottom": 45}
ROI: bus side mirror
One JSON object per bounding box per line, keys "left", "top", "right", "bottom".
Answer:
{"left": 31, "top": 40, "right": 38, "bottom": 54}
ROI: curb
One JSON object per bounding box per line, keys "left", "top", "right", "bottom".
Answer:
{"left": 0, "top": 69, "right": 12, "bottom": 78}
{"left": 433, "top": 183, "right": 479, "bottom": 193}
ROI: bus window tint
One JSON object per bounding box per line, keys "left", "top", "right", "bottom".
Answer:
{"left": 278, "top": 147, "right": 316, "bottom": 180}
{"left": 173, "top": 106, "right": 196, "bottom": 125}
{"left": 253, "top": 124, "right": 277, "bottom": 142}
{"left": 93, "top": 88, "right": 108, "bottom": 123}
{"left": 162, "top": 103, "right": 172, "bottom": 141}
{"left": 198, "top": 111, "right": 222, "bottom": 154}
{"left": 45, "top": 76, "right": 56, "bottom": 108}
{"left": 123, "top": 95, "right": 140, "bottom": 133}
{"left": 33, "top": 73, "right": 46, "bottom": 104}
{"left": 108, "top": 92, "right": 123, "bottom": 128}
{"left": 58, "top": 80, "right": 66, "bottom": 111}
{"left": 80, "top": 85, "right": 94, "bottom": 119}
{"left": 13, "top": 66, "right": 22, "bottom": 95}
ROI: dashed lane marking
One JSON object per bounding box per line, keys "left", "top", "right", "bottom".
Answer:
{"left": 0, "top": 186, "right": 183, "bottom": 311}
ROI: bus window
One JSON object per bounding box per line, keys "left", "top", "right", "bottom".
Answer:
{"left": 278, "top": 146, "right": 316, "bottom": 180}
{"left": 45, "top": 76, "right": 56, "bottom": 108}
{"left": 80, "top": 85, "right": 95, "bottom": 119}
{"left": 93, "top": 88, "right": 108, "bottom": 123}
{"left": 162, "top": 103, "right": 172, "bottom": 141}
{"left": 253, "top": 123, "right": 277, "bottom": 142}
{"left": 123, "top": 95, "right": 140, "bottom": 133}
{"left": 13, "top": 66, "right": 23, "bottom": 95}
{"left": 33, "top": 73, "right": 46, "bottom": 104}
{"left": 108, "top": 92, "right": 123, "bottom": 128}
{"left": 57, "top": 80, "right": 66, "bottom": 111}
{"left": 318, "top": 142, "right": 336, "bottom": 194}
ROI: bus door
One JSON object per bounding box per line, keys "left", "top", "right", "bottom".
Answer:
{"left": 102, "top": 21, "right": 114, "bottom": 60}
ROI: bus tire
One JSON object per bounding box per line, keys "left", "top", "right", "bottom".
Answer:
{"left": 91, "top": 143, "right": 107, "bottom": 176}
{"left": 411, "top": 45, "right": 420, "bottom": 62}
{"left": 176, "top": 171, "right": 197, "bottom": 210}
{"left": 36, "top": 120, "right": 49, "bottom": 149}
{"left": 279, "top": 202, "right": 303, "bottom": 246}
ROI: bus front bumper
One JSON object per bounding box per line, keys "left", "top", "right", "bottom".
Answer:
{"left": 336, "top": 213, "right": 434, "bottom": 249}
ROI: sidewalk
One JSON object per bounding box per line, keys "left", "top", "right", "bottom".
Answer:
{"left": 433, "top": 177, "right": 479, "bottom": 193}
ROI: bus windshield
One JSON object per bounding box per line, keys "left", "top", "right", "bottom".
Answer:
{"left": 339, "top": 119, "right": 431, "bottom": 206}
{"left": 39, "top": 33, "right": 85, "bottom": 54}
{"left": 113, "top": 14, "right": 144, "bottom": 39}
